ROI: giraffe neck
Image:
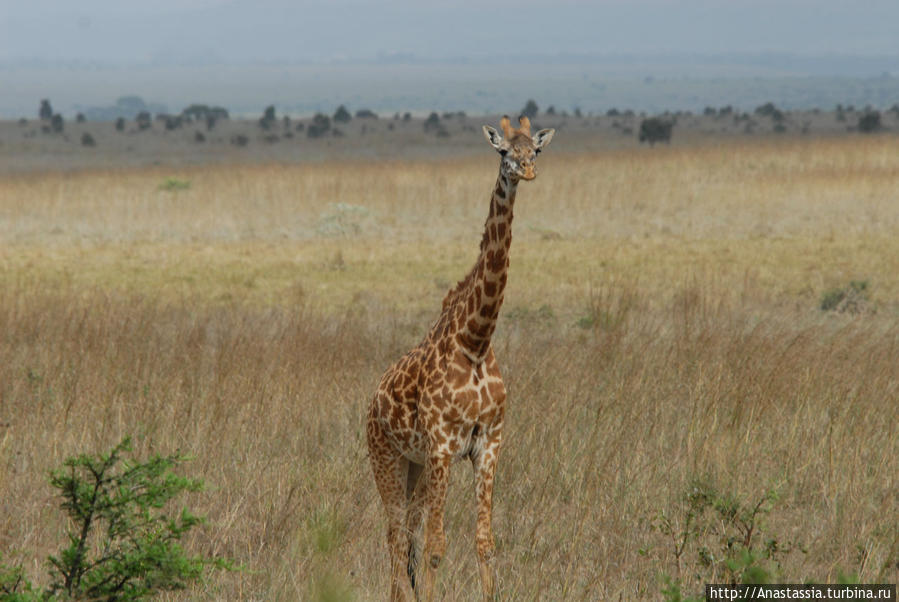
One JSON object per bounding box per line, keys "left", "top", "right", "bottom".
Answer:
{"left": 450, "top": 171, "right": 518, "bottom": 362}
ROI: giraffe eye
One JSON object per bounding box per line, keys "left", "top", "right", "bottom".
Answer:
{"left": 535, "top": 148, "right": 541, "bottom": 155}
{"left": 499, "top": 149, "right": 508, "bottom": 157}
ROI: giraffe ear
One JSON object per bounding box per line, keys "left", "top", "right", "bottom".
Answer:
{"left": 533, "top": 128, "right": 555, "bottom": 150}
{"left": 482, "top": 125, "right": 504, "bottom": 151}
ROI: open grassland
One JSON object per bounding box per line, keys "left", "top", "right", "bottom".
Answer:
{"left": 1, "top": 136, "right": 898, "bottom": 599}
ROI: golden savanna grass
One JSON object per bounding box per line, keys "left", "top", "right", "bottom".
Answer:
{"left": 1, "top": 136, "right": 898, "bottom": 599}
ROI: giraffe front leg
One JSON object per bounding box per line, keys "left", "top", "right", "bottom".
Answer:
{"left": 421, "top": 452, "right": 451, "bottom": 602}
{"left": 472, "top": 426, "right": 502, "bottom": 601}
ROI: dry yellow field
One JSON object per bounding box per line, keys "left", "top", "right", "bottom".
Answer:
{"left": 1, "top": 135, "right": 898, "bottom": 600}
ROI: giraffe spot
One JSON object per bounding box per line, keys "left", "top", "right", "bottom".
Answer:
{"left": 466, "top": 318, "right": 481, "bottom": 334}
{"left": 390, "top": 403, "right": 404, "bottom": 423}
{"left": 479, "top": 302, "right": 496, "bottom": 318}
{"left": 443, "top": 407, "right": 461, "bottom": 422}
{"left": 488, "top": 249, "right": 505, "bottom": 272}
{"left": 487, "top": 380, "right": 505, "bottom": 400}
{"left": 483, "top": 281, "right": 497, "bottom": 298}
{"left": 496, "top": 222, "right": 506, "bottom": 239}
{"left": 464, "top": 404, "right": 479, "bottom": 420}
{"left": 455, "top": 389, "right": 479, "bottom": 406}
{"left": 447, "top": 366, "right": 468, "bottom": 389}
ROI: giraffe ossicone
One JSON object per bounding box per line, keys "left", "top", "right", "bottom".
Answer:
{"left": 367, "top": 115, "right": 555, "bottom": 602}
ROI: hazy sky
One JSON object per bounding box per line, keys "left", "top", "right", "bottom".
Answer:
{"left": 2, "top": 1, "right": 898, "bottom": 118}
{"left": 3, "top": 0, "right": 899, "bottom": 64}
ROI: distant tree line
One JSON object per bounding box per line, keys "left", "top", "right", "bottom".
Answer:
{"left": 25, "top": 95, "right": 897, "bottom": 151}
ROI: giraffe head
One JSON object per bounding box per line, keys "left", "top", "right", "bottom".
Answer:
{"left": 482, "top": 115, "right": 555, "bottom": 181}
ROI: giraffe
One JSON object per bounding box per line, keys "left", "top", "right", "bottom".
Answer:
{"left": 366, "top": 115, "right": 555, "bottom": 601}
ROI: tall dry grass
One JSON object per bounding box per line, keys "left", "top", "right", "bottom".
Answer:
{"left": 1, "top": 135, "right": 898, "bottom": 599}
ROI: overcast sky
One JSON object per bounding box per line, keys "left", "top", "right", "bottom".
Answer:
{"left": 3, "top": 0, "right": 899, "bottom": 64}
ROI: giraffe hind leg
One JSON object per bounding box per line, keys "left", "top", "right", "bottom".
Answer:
{"left": 367, "top": 418, "right": 417, "bottom": 601}
{"left": 405, "top": 461, "right": 425, "bottom": 595}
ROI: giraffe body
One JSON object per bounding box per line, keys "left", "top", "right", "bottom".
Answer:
{"left": 367, "top": 116, "right": 554, "bottom": 601}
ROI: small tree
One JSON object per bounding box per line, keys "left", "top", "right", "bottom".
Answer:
{"left": 755, "top": 102, "right": 784, "bottom": 122}
{"left": 333, "top": 105, "right": 352, "bottom": 123}
{"left": 80, "top": 133, "right": 96, "bottom": 147}
{"left": 115, "top": 117, "right": 126, "bottom": 132}
{"left": 39, "top": 99, "right": 53, "bottom": 120}
{"left": 639, "top": 117, "right": 673, "bottom": 145}
{"left": 0, "top": 437, "right": 230, "bottom": 600}
{"left": 259, "top": 105, "right": 276, "bottom": 130}
{"left": 857, "top": 111, "right": 882, "bottom": 133}
{"left": 51, "top": 113, "right": 64, "bottom": 133}
{"left": 423, "top": 112, "right": 441, "bottom": 133}
{"left": 521, "top": 99, "right": 539, "bottom": 119}
{"left": 76, "top": 113, "right": 86, "bottom": 123}
{"left": 136, "top": 111, "right": 152, "bottom": 131}
{"left": 307, "top": 113, "right": 331, "bottom": 138}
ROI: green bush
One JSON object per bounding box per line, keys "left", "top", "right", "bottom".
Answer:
{"left": 39, "top": 99, "right": 53, "bottom": 121}
{"left": 423, "top": 112, "right": 441, "bottom": 133}
{"left": 50, "top": 114, "right": 64, "bottom": 134}
{"left": 159, "top": 177, "right": 191, "bottom": 192}
{"left": 333, "top": 105, "right": 352, "bottom": 123}
{"left": 857, "top": 111, "right": 882, "bottom": 133}
{"left": 0, "top": 437, "right": 230, "bottom": 601}
{"left": 755, "top": 102, "right": 785, "bottom": 122}
{"left": 307, "top": 113, "right": 332, "bottom": 138}
{"left": 135, "top": 112, "right": 152, "bottom": 131}
{"left": 639, "top": 117, "right": 673, "bottom": 145}
{"left": 820, "top": 280, "right": 870, "bottom": 313}
{"left": 259, "top": 105, "right": 276, "bottom": 130}
{"left": 654, "top": 479, "right": 805, "bottom": 600}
